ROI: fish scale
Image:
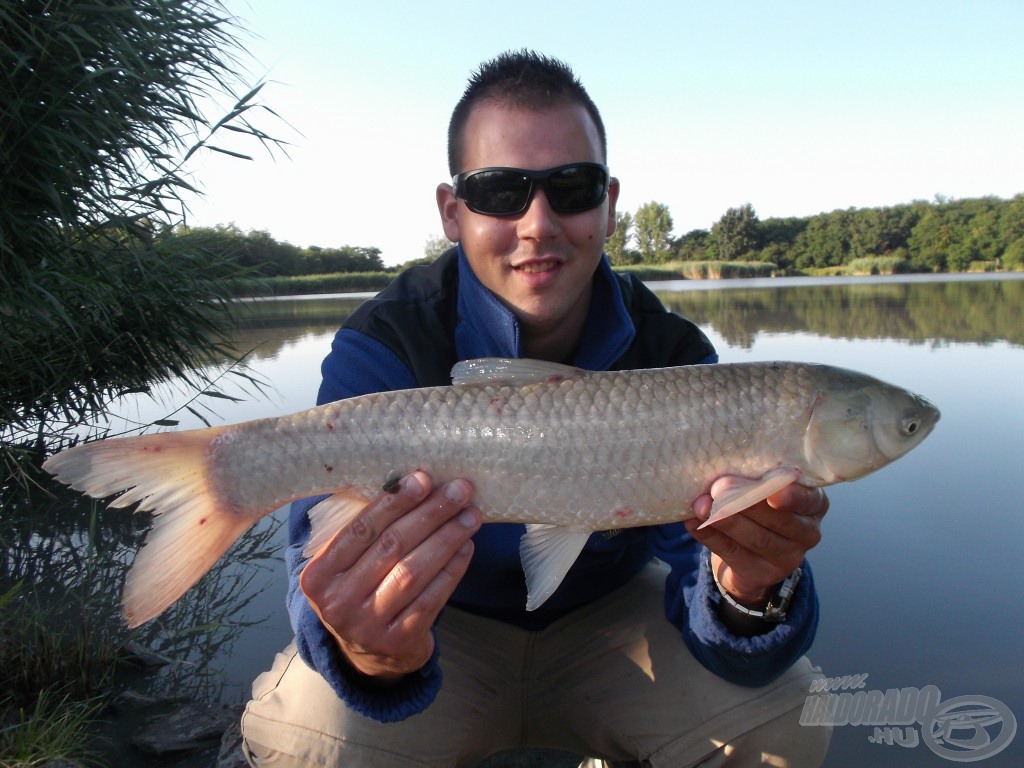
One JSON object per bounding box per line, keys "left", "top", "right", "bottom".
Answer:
{"left": 210, "top": 362, "right": 871, "bottom": 528}
{"left": 43, "top": 358, "right": 939, "bottom": 625}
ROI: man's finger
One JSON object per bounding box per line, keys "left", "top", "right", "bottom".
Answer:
{"left": 310, "top": 471, "right": 434, "bottom": 575}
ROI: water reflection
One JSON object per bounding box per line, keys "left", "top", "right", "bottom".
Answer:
{"left": 654, "top": 276, "right": 1024, "bottom": 349}
{"left": 204, "top": 273, "right": 1021, "bottom": 768}
{"left": 226, "top": 296, "right": 366, "bottom": 363}
{"left": 228, "top": 274, "right": 1024, "bottom": 364}
{"left": 7, "top": 273, "right": 1022, "bottom": 766}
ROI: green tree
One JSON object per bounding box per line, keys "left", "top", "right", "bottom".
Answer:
{"left": 964, "top": 198, "right": 1002, "bottom": 263}
{"left": 848, "top": 206, "right": 918, "bottom": 259}
{"left": 998, "top": 194, "right": 1024, "bottom": 246}
{"left": 302, "top": 245, "right": 384, "bottom": 274}
{"left": 423, "top": 235, "right": 453, "bottom": 262}
{"left": 1, "top": 0, "right": 282, "bottom": 472}
{"left": 239, "top": 229, "right": 302, "bottom": 275}
{"left": 1003, "top": 238, "right": 1024, "bottom": 269}
{"left": 605, "top": 211, "right": 637, "bottom": 265}
{"left": 634, "top": 202, "right": 674, "bottom": 262}
{"left": 758, "top": 218, "right": 806, "bottom": 249}
{"left": 712, "top": 204, "right": 761, "bottom": 261}
{"left": 790, "top": 209, "right": 855, "bottom": 269}
{"left": 907, "top": 206, "right": 960, "bottom": 271}
{"left": 674, "top": 229, "right": 711, "bottom": 261}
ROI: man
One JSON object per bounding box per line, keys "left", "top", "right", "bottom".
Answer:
{"left": 242, "top": 50, "right": 830, "bottom": 767}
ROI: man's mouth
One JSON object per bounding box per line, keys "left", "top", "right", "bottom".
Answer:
{"left": 515, "top": 260, "right": 560, "bottom": 274}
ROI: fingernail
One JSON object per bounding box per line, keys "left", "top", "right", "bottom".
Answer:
{"left": 403, "top": 473, "right": 423, "bottom": 496}
{"left": 458, "top": 508, "right": 479, "bottom": 528}
{"left": 446, "top": 480, "right": 467, "bottom": 504}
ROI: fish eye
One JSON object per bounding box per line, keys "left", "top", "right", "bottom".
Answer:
{"left": 901, "top": 415, "right": 921, "bottom": 435}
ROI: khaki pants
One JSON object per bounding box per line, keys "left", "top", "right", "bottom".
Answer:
{"left": 241, "top": 562, "right": 830, "bottom": 767}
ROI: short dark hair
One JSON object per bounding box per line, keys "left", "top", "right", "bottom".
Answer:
{"left": 447, "top": 50, "right": 607, "bottom": 175}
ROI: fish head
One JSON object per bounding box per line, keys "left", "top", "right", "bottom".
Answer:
{"left": 802, "top": 371, "right": 940, "bottom": 484}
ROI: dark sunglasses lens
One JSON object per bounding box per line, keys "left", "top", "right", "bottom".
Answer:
{"left": 546, "top": 165, "right": 608, "bottom": 212}
{"left": 463, "top": 170, "right": 531, "bottom": 214}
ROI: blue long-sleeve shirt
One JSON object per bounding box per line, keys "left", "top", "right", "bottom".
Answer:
{"left": 286, "top": 247, "right": 818, "bottom": 722}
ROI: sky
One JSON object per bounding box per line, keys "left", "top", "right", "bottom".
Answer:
{"left": 180, "top": 1, "right": 1024, "bottom": 266}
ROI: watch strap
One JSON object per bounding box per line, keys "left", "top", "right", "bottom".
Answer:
{"left": 709, "top": 555, "right": 802, "bottom": 624}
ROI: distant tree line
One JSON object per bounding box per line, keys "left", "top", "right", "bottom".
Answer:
{"left": 606, "top": 194, "right": 1024, "bottom": 273}
{"left": 164, "top": 224, "right": 386, "bottom": 276}
{"left": 170, "top": 194, "right": 1024, "bottom": 281}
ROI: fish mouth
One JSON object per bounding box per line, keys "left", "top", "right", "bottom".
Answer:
{"left": 915, "top": 394, "right": 941, "bottom": 424}
{"left": 905, "top": 394, "right": 941, "bottom": 441}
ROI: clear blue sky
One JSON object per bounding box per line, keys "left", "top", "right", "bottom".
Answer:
{"left": 182, "top": 1, "right": 1024, "bottom": 265}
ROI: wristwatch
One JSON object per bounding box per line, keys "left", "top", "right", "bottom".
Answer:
{"left": 708, "top": 554, "right": 802, "bottom": 623}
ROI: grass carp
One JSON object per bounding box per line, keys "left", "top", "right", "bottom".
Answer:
{"left": 43, "top": 358, "right": 940, "bottom": 626}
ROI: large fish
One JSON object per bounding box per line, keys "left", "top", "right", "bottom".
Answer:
{"left": 43, "top": 358, "right": 939, "bottom": 627}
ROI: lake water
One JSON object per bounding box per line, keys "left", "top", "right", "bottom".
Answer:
{"left": 100, "top": 272, "right": 1024, "bottom": 766}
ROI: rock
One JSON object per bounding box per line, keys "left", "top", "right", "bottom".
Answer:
{"left": 107, "top": 688, "right": 164, "bottom": 712}
{"left": 131, "top": 701, "right": 244, "bottom": 755}
{"left": 119, "top": 641, "right": 175, "bottom": 669}
{"left": 216, "top": 717, "right": 250, "bottom": 768}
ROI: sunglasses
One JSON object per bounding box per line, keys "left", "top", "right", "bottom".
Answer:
{"left": 452, "top": 162, "right": 610, "bottom": 216}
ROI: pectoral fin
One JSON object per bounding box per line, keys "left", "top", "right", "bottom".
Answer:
{"left": 697, "top": 468, "right": 801, "bottom": 530}
{"left": 304, "top": 491, "right": 372, "bottom": 558}
{"left": 519, "top": 525, "right": 591, "bottom": 611}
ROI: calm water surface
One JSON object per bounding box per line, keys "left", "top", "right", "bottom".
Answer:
{"left": 103, "top": 273, "right": 1024, "bottom": 767}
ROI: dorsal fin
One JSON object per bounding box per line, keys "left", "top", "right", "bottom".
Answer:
{"left": 451, "top": 358, "right": 584, "bottom": 386}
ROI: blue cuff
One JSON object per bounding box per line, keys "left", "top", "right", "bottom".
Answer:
{"left": 292, "top": 598, "right": 444, "bottom": 723}
{"left": 676, "top": 555, "right": 818, "bottom": 687}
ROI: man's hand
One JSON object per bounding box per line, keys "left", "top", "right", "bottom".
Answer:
{"left": 299, "top": 471, "right": 481, "bottom": 682}
{"left": 686, "top": 478, "right": 828, "bottom": 607}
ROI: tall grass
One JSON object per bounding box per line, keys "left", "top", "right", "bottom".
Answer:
{"left": 1, "top": 2, "right": 284, "bottom": 763}
{"left": 845, "top": 256, "right": 912, "bottom": 275}
{"left": 0, "top": 0, "right": 284, "bottom": 477}
{"left": 0, "top": 685, "right": 105, "bottom": 768}
{"left": 0, "top": 467, "right": 285, "bottom": 766}
{"left": 617, "top": 261, "right": 778, "bottom": 281}
{"left": 673, "top": 261, "right": 778, "bottom": 279}
{"left": 242, "top": 271, "right": 395, "bottom": 296}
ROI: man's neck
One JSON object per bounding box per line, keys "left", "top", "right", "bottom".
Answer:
{"left": 520, "top": 302, "right": 589, "bottom": 363}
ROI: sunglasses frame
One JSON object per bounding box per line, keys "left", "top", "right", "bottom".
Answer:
{"left": 452, "top": 162, "right": 610, "bottom": 216}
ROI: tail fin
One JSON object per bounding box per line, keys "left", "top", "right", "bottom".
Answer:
{"left": 43, "top": 428, "right": 254, "bottom": 627}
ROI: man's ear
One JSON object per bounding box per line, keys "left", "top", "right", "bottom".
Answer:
{"left": 436, "top": 183, "right": 461, "bottom": 242}
{"left": 605, "top": 177, "right": 621, "bottom": 238}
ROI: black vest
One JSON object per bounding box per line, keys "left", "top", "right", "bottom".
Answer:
{"left": 343, "top": 248, "right": 715, "bottom": 385}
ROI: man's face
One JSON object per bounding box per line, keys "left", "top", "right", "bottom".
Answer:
{"left": 437, "top": 102, "right": 619, "bottom": 351}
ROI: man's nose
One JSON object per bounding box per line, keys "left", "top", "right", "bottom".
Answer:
{"left": 516, "top": 188, "right": 560, "bottom": 239}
